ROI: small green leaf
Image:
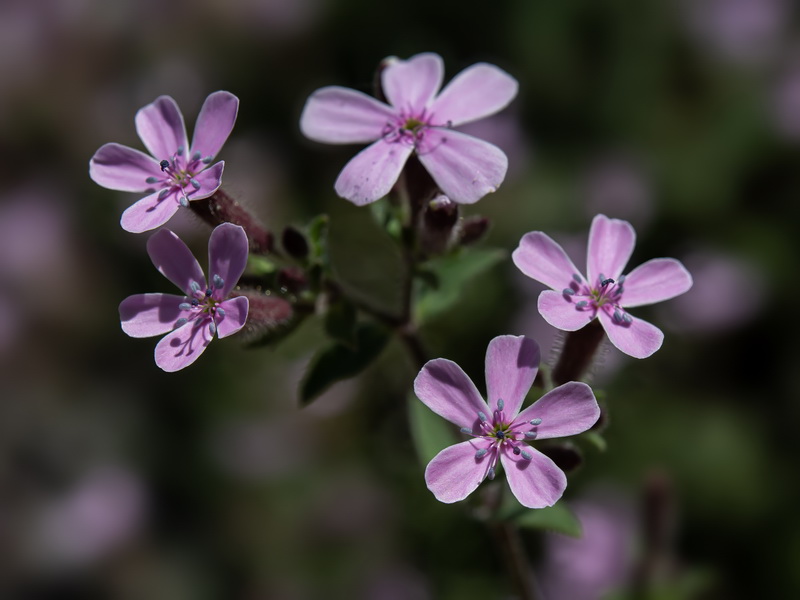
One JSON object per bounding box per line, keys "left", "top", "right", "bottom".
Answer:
{"left": 307, "top": 214, "right": 329, "bottom": 262}
{"left": 248, "top": 255, "right": 277, "bottom": 276}
{"left": 581, "top": 431, "right": 607, "bottom": 452}
{"left": 324, "top": 300, "right": 357, "bottom": 347}
{"left": 299, "top": 321, "right": 390, "bottom": 406}
{"left": 415, "top": 248, "right": 506, "bottom": 324}
{"left": 514, "top": 503, "right": 582, "bottom": 537}
{"left": 408, "top": 393, "right": 459, "bottom": 465}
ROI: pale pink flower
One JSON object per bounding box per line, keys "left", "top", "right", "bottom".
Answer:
{"left": 90, "top": 91, "right": 238, "bottom": 233}
{"left": 300, "top": 52, "right": 518, "bottom": 205}
{"left": 119, "top": 223, "right": 249, "bottom": 372}
{"left": 414, "top": 336, "right": 599, "bottom": 509}
{"left": 512, "top": 214, "right": 693, "bottom": 359}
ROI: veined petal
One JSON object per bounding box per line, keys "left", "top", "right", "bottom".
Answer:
{"left": 334, "top": 139, "right": 413, "bottom": 205}
{"left": 135, "top": 96, "right": 189, "bottom": 162}
{"left": 430, "top": 63, "right": 518, "bottom": 127}
{"left": 146, "top": 229, "right": 206, "bottom": 296}
{"left": 89, "top": 143, "right": 162, "bottom": 192}
{"left": 485, "top": 335, "right": 540, "bottom": 417}
{"left": 154, "top": 318, "right": 213, "bottom": 372}
{"left": 538, "top": 290, "right": 596, "bottom": 331}
{"left": 512, "top": 231, "right": 583, "bottom": 291}
{"left": 186, "top": 161, "right": 224, "bottom": 201}
{"left": 598, "top": 310, "right": 663, "bottom": 359}
{"left": 587, "top": 214, "right": 636, "bottom": 284}
{"left": 120, "top": 189, "right": 181, "bottom": 233}
{"left": 216, "top": 296, "right": 249, "bottom": 338}
{"left": 515, "top": 382, "right": 600, "bottom": 440}
{"left": 208, "top": 223, "right": 249, "bottom": 298}
{"left": 119, "top": 293, "right": 187, "bottom": 338}
{"left": 425, "top": 440, "right": 494, "bottom": 504}
{"left": 191, "top": 91, "right": 238, "bottom": 160}
{"left": 416, "top": 129, "right": 507, "bottom": 204}
{"left": 501, "top": 448, "right": 566, "bottom": 509}
{"left": 414, "top": 358, "right": 488, "bottom": 429}
{"left": 300, "top": 86, "right": 396, "bottom": 144}
{"left": 382, "top": 53, "right": 444, "bottom": 111}
{"left": 620, "top": 258, "right": 693, "bottom": 308}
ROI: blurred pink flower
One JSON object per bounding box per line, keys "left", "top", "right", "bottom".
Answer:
{"left": 581, "top": 156, "right": 654, "bottom": 231}
{"left": 300, "top": 52, "right": 518, "bottom": 205}
{"left": 90, "top": 91, "right": 238, "bottom": 232}
{"left": 513, "top": 214, "right": 693, "bottom": 359}
{"left": 119, "top": 224, "right": 249, "bottom": 371}
{"left": 414, "top": 335, "right": 599, "bottom": 508}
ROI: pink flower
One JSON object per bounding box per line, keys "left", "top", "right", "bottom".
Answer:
{"left": 300, "top": 52, "right": 518, "bottom": 206}
{"left": 90, "top": 91, "right": 239, "bottom": 233}
{"left": 512, "top": 214, "right": 693, "bottom": 359}
{"left": 119, "top": 223, "right": 249, "bottom": 372}
{"left": 414, "top": 336, "right": 599, "bottom": 509}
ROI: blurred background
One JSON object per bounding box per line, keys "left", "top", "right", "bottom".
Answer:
{"left": 0, "top": 0, "right": 798, "bottom": 598}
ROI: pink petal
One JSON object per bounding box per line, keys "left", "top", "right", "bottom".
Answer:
{"left": 538, "top": 290, "right": 596, "bottom": 331}
{"left": 424, "top": 440, "right": 494, "bottom": 504}
{"left": 430, "top": 63, "right": 518, "bottom": 126}
{"left": 620, "top": 258, "right": 693, "bottom": 308}
{"left": 185, "top": 160, "right": 224, "bottom": 201}
{"left": 120, "top": 189, "right": 181, "bottom": 233}
{"left": 501, "top": 448, "right": 566, "bottom": 509}
{"left": 416, "top": 129, "right": 507, "bottom": 204}
{"left": 587, "top": 214, "right": 636, "bottom": 284}
{"left": 512, "top": 231, "right": 583, "bottom": 291}
{"left": 89, "top": 143, "right": 162, "bottom": 192}
{"left": 598, "top": 309, "right": 663, "bottom": 359}
{"left": 515, "top": 382, "right": 600, "bottom": 440}
{"left": 216, "top": 296, "right": 249, "bottom": 338}
{"left": 135, "top": 96, "right": 189, "bottom": 162}
{"left": 154, "top": 318, "right": 213, "bottom": 372}
{"left": 208, "top": 223, "right": 249, "bottom": 298}
{"left": 146, "top": 229, "right": 206, "bottom": 296}
{"left": 300, "top": 86, "right": 396, "bottom": 144}
{"left": 191, "top": 91, "right": 239, "bottom": 160}
{"left": 119, "top": 293, "right": 188, "bottom": 338}
{"left": 414, "top": 358, "right": 488, "bottom": 429}
{"left": 382, "top": 53, "right": 444, "bottom": 111}
{"left": 334, "top": 139, "right": 413, "bottom": 205}
{"left": 485, "top": 335, "right": 540, "bottom": 417}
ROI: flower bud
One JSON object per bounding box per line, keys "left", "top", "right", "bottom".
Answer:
{"left": 281, "top": 226, "right": 309, "bottom": 260}
{"left": 420, "top": 194, "right": 459, "bottom": 255}
{"left": 459, "top": 215, "right": 491, "bottom": 246}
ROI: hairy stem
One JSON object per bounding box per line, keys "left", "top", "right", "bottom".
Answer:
{"left": 190, "top": 189, "right": 274, "bottom": 255}
{"left": 551, "top": 319, "right": 606, "bottom": 385}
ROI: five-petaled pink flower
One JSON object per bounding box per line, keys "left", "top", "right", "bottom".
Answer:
{"left": 512, "top": 214, "right": 693, "bottom": 359}
{"left": 119, "top": 223, "right": 250, "bottom": 372}
{"left": 300, "top": 52, "right": 518, "bottom": 206}
{"left": 414, "top": 335, "right": 599, "bottom": 509}
{"left": 90, "top": 91, "right": 239, "bottom": 233}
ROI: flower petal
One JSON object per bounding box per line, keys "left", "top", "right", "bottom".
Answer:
{"left": 334, "top": 139, "right": 413, "bottom": 205}
{"left": 425, "top": 440, "right": 494, "bottom": 504}
{"left": 89, "top": 143, "right": 162, "bottom": 192}
{"left": 515, "top": 382, "right": 600, "bottom": 440}
{"left": 146, "top": 229, "right": 206, "bottom": 296}
{"left": 538, "top": 290, "right": 596, "bottom": 331}
{"left": 191, "top": 91, "right": 239, "bottom": 160}
{"left": 154, "top": 318, "right": 213, "bottom": 372}
{"left": 185, "top": 161, "right": 224, "bottom": 201}
{"left": 416, "top": 129, "right": 507, "bottom": 204}
{"left": 485, "top": 335, "right": 540, "bottom": 417}
{"left": 135, "top": 96, "right": 189, "bottom": 162}
{"left": 216, "top": 296, "right": 249, "bottom": 338}
{"left": 512, "top": 231, "right": 583, "bottom": 291}
{"left": 300, "top": 86, "right": 396, "bottom": 144}
{"left": 598, "top": 309, "right": 663, "bottom": 359}
{"left": 208, "top": 223, "right": 249, "bottom": 298}
{"left": 382, "top": 52, "right": 444, "bottom": 111}
{"left": 430, "top": 63, "right": 518, "bottom": 126}
{"left": 414, "top": 358, "right": 488, "bottom": 429}
{"left": 120, "top": 189, "right": 181, "bottom": 233}
{"left": 501, "top": 448, "right": 566, "bottom": 509}
{"left": 587, "top": 214, "right": 636, "bottom": 285}
{"left": 620, "top": 258, "right": 693, "bottom": 308}
{"left": 119, "top": 293, "right": 188, "bottom": 338}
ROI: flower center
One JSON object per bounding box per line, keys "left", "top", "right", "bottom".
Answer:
{"left": 174, "top": 274, "right": 228, "bottom": 336}
{"left": 144, "top": 146, "right": 215, "bottom": 207}
{"left": 562, "top": 273, "right": 632, "bottom": 324}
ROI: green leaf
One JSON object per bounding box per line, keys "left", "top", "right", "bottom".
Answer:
{"left": 415, "top": 248, "right": 506, "bottom": 324}
{"left": 581, "top": 431, "right": 607, "bottom": 452}
{"left": 307, "top": 214, "right": 329, "bottom": 263}
{"left": 248, "top": 255, "right": 277, "bottom": 276}
{"left": 299, "top": 321, "right": 390, "bottom": 406}
{"left": 324, "top": 300, "right": 357, "bottom": 348}
{"left": 513, "top": 503, "right": 582, "bottom": 537}
{"left": 408, "top": 393, "right": 459, "bottom": 465}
